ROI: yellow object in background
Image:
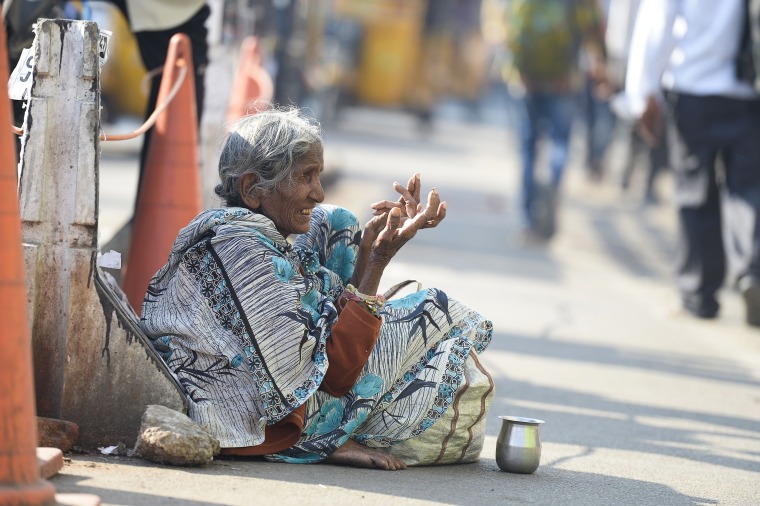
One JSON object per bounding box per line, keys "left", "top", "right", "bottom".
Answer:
{"left": 356, "top": 16, "right": 422, "bottom": 106}
{"left": 345, "top": 0, "right": 424, "bottom": 107}
{"left": 93, "top": 2, "right": 148, "bottom": 119}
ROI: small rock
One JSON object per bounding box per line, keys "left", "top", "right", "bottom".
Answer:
{"left": 37, "top": 417, "right": 79, "bottom": 452}
{"left": 133, "top": 405, "right": 219, "bottom": 466}
{"left": 115, "top": 441, "right": 128, "bottom": 455}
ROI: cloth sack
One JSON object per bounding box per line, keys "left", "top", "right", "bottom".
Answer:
{"left": 383, "top": 353, "right": 494, "bottom": 466}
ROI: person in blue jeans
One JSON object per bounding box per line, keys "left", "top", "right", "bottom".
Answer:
{"left": 516, "top": 92, "right": 578, "bottom": 239}
{"left": 506, "top": 0, "right": 607, "bottom": 242}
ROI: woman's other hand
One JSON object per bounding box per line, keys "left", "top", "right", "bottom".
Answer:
{"left": 370, "top": 173, "right": 446, "bottom": 228}
{"left": 353, "top": 176, "right": 445, "bottom": 295}
{"left": 371, "top": 188, "right": 441, "bottom": 263}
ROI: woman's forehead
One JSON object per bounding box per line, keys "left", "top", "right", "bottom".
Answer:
{"left": 298, "top": 144, "right": 324, "bottom": 164}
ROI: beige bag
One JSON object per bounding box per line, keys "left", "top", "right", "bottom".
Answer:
{"left": 385, "top": 353, "right": 494, "bottom": 466}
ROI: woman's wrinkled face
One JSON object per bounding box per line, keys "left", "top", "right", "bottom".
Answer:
{"left": 258, "top": 144, "right": 325, "bottom": 238}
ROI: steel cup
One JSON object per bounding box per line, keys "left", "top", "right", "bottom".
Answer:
{"left": 495, "top": 416, "right": 545, "bottom": 474}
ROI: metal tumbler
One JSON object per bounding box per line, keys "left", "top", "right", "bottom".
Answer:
{"left": 495, "top": 416, "right": 545, "bottom": 474}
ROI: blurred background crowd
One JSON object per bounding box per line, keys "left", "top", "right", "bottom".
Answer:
{"left": 4, "top": 0, "right": 664, "bottom": 197}
{"left": 5, "top": 0, "right": 669, "bottom": 206}
{"left": 4, "top": 0, "right": 760, "bottom": 327}
{"left": 4, "top": 0, "right": 666, "bottom": 194}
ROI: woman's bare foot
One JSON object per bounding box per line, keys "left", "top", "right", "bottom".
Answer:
{"left": 325, "top": 438, "right": 407, "bottom": 470}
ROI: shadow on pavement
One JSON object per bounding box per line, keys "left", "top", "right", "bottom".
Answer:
{"left": 497, "top": 332, "right": 760, "bottom": 388}
{"left": 485, "top": 331, "right": 760, "bottom": 475}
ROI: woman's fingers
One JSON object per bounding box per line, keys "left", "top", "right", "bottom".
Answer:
{"left": 403, "top": 198, "right": 418, "bottom": 218}
{"left": 421, "top": 202, "right": 446, "bottom": 228}
{"left": 429, "top": 201, "right": 447, "bottom": 226}
{"left": 371, "top": 200, "right": 403, "bottom": 215}
{"left": 420, "top": 190, "right": 446, "bottom": 228}
{"left": 406, "top": 173, "right": 420, "bottom": 203}
{"left": 393, "top": 181, "right": 414, "bottom": 201}
{"left": 384, "top": 207, "right": 403, "bottom": 235}
{"left": 372, "top": 179, "right": 445, "bottom": 244}
{"left": 398, "top": 204, "right": 430, "bottom": 239}
{"left": 393, "top": 181, "right": 418, "bottom": 218}
{"left": 424, "top": 189, "right": 440, "bottom": 220}
{"left": 371, "top": 200, "right": 401, "bottom": 210}
{"left": 365, "top": 211, "right": 388, "bottom": 234}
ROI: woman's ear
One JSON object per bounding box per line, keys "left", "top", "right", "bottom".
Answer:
{"left": 239, "top": 173, "right": 261, "bottom": 209}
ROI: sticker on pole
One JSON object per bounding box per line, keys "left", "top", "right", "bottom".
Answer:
{"left": 98, "top": 29, "right": 113, "bottom": 66}
{"left": 8, "top": 47, "right": 34, "bottom": 101}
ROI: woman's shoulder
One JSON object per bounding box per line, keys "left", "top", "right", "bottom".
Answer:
{"left": 202, "top": 208, "right": 294, "bottom": 263}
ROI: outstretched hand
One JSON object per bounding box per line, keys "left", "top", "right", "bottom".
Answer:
{"left": 370, "top": 173, "right": 446, "bottom": 229}
{"left": 370, "top": 187, "right": 442, "bottom": 264}
{"left": 352, "top": 175, "right": 446, "bottom": 294}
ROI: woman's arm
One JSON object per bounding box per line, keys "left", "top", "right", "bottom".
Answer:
{"left": 349, "top": 212, "right": 387, "bottom": 290}
{"left": 323, "top": 186, "right": 444, "bottom": 395}
{"left": 320, "top": 299, "right": 382, "bottom": 396}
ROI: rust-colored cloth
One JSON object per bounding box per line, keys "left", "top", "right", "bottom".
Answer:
{"left": 320, "top": 299, "right": 382, "bottom": 397}
{"left": 220, "top": 404, "right": 305, "bottom": 457}
{"left": 220, "top": 299, "right": 381, "bottom": 456}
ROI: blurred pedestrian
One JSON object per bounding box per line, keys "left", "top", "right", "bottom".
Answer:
{"left": 505, "top": 0, "right": 606, "bottom": 242}
{"left": 625, "top": 0, "right": 760, "bottom": 325}
{"left": 109, "top": 0, "right": 210, "bottom": 198}
{"left": 582, "top": 0, "right": 615, "bottom": 182}
{"left": 606, "top": 0, "right": 668, "bottom": 205}
{"left": 582, "top": 68, "right": 615, "bottom": 182}
{"left": 449, "top": 0, "right": 489, "bottom": 118}
{"left": 412, "top": 0, "right": 456, "bottom": 133}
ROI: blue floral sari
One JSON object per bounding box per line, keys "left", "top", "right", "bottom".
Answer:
{"left": 141, "top": 205, "right": 492, "bottom": 463}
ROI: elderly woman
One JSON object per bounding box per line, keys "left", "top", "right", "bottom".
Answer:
{"left": 141, "top": 108, "right": 493, "bottom": 470}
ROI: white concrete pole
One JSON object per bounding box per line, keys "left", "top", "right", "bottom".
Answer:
{"left": 19, "top": 19, "right": 101, "bottom": 418}
{"left": 18, "top": 19, "right": 185, "bottom": 448}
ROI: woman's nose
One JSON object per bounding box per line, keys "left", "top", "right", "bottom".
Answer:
{"left": 311, "top": 178, "right": 325, "bottom": 203}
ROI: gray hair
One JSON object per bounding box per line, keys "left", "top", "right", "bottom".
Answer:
{"left": 215, "top": 107, "right": 323, "bottom": 207}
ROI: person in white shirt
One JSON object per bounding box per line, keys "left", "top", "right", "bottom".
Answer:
{"left": 624, "top": 0, "right": 760, "bottom": 325}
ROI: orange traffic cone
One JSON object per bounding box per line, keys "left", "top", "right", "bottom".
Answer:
{"left": 225, "top": 36, "right": 274, "bottom": 124}
{"left": 1, "top": 16, "right": 101, "bottom": 506}
{"left": 122, "top": 33, "right": 202, "bottom": 314}
{"left": 0, "top": 20, "right": 57, "bottom": 506}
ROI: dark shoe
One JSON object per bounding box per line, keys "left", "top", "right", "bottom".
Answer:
{"left": 531, "top": 183, "right": 558, "bottom": 240}
{"left": 681, "top": 297, "right": 719, "bottom": 320}
{"left": 519, "top": 228, "right": 550, "bottom": 248}
{"left": 738, "top": 276, "right": 760, "bottom": 327}
{"left": 587, "top": 161, "right": 604, "bottom": 182}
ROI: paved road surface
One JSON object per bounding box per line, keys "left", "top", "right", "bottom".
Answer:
{"left": 53, "top": 106, "right": 760, "bottom": 506}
